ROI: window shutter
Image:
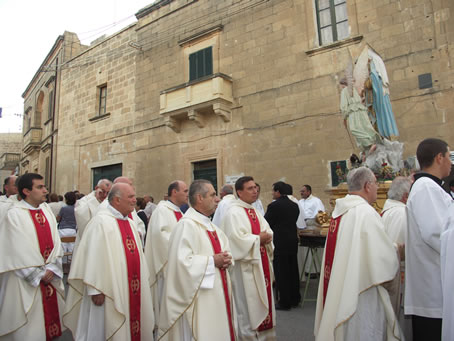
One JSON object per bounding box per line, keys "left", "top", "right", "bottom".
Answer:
{"left": 189, "top": 53, "right": 197, "bottom": 81}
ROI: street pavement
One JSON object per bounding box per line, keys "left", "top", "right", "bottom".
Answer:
{"left": 58, "top": 277, "right": 319, "bottom": 340}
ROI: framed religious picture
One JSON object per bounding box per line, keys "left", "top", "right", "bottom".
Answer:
{"left": 330, "top": 160, "right": 347, "bottom": 187}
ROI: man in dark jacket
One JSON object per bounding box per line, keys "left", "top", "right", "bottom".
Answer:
{"left": 265, "top": 181, "right": 301, "bottom": 310}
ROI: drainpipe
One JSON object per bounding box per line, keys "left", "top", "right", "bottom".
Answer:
{"left": 49, "top": 55, "right": 58, "bottom": 193}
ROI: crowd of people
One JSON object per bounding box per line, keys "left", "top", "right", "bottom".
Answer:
{"left": 0, "top": 137, "right": 453, "bottom": 341}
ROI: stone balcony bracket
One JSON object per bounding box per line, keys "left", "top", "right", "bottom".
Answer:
{"left": 23, "top": 127, "right": 42, "bottom": 154}
{"left": 160, "top": 73, "right": 233, "bottom": 133}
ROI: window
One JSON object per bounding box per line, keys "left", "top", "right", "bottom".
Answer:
{"left": 189, "top": 47, "right": 213, "bottom": 82}
{"left": 48, "top": 90, "right": 54, "bottom": 120}
{"left": 98, "top": 85, "right": 107, "bottom": 116}
{"left": 315, "top": 0, "right": 349, "bottom": 46}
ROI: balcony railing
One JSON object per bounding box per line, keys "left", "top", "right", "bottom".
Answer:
{"left": 23, "top": 127, "right": 42, "bottom": 154}
{"left": 0, "top": 152, "right": 20, "bottom": 170}
{"left": 160, "top": 73, "right": 233, "bottom": 132}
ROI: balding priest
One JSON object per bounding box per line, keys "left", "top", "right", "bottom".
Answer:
{"left": 314, "top": 167, "right": 402, "bottom": 341}
{"left": 0, "top": 173, "right": 65, "bottom": 340}
{"left": 144, "top": 180, "right": 188, "bottom": 330}
{"left": 63, "top": 183, "right": 154, "bottom": 340}
{"left": 221, "top": 176, "right": 276, "bottom": 340}
{"left": 158, "top": 180, "right": 236, "bottom": 340}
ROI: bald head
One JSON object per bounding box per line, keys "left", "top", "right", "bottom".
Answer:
{"left": 168, "top": 180, "right": 189, "bottom": 206}
{"left": 3, "top": 175, "right": 18, "bottom": 197}
{"left": 113, "top": 176, "right": 133, "bottom": 186}
{"left": 108, "top": 183, "right": 136, "bottom": 217}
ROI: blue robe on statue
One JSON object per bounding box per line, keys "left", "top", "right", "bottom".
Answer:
{"left": 370, "top": 61, "right": 399, "bottom": 138}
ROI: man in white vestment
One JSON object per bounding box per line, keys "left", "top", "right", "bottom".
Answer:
{"left": 159, "top": 180, "right": 236, "bottom": 341}
{"left": 63, "top": 183, "right": 154, "bottom": 340}
{"left": 382, "top": 176, "right": 412, "bottom": 245}
{"left": 221, "top": 176, "right": 276, "bottom": 340}
{"left": 252, "top": 182, "right": 265, "bottom": 216}
{"left": 144, "top": 180, "right": 188, "bottom": 330}
{"left": 405, "top": 138, "right": 453, "bottom": 341}
{"left": 143, "top": 195, "right": 157, "bottom": 219}
{"left": 0, "top": 175, "right": 17, "bottom": 202}
{"left": 213, "top": 184, "right": 236, "bottom": 226}
{"left": 97, "top": 177, "right": 146, "bottom": 243}
{"left": 382, "top": 176, "right": 412, "bottom": 338}
{"left": 73, "top": 179, "right": 112, "bottom": 254}
{"left": 0, "top": 173, "right": 65, "bottom": 340}
{"left": 74, "top": 179, "right": 112, "bottom": 236}
{"left": 314, "top": 167, "right": 402, "bottom": 341}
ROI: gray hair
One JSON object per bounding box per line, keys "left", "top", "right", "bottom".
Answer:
{"left": 347, "top": 167, "right": 375, "bottom": 192}
{"left": 189, "top": 179, "right": 211, "bottom": 207}
{"left": 221, "top": 184, "right": 233, "bottom": 195}
{"left": 97, "top": 178, "right": 112, "bottom": 187}
{"left": 387, "top": 176, "right": 412, "bottom": 201}
{"left": 108, "top": 184, "right": 123, "bottom": 203}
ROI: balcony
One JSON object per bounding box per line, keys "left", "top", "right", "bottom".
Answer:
{"left": 0, "top": 153, "right": 20, "bottom": 170}
{"left": 160, "top": 73, "right": 233, "bottom": 133}
{"left": 23, "top": 127, "right": 42, "bottom": 154}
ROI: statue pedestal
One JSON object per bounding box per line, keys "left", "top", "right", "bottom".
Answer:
{"left": 326, "top": 181, "right": 392, "bottom": 213}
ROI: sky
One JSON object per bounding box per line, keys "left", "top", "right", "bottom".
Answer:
{"left": 0, "top": 0, "right": 154, "bottom": 133}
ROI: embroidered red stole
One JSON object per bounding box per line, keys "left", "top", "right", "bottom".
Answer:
{"left": 206, "top": 230, "right": 235, "bottom": 341}
{"left": 29, "top": 209, "right": 62, "bottom": 340}
{"left": 174, "top": 211, "right": 182, "bottom": 221}
{"left": 117, "top": 219, "right": 141, "bottom": 341}
{"left": 128, "top": 212, "right": 133, "bottom": 219}
{"left": 244, "top": 208, "right": 273, "bottom": 331}
{"left": 323, "top": 215, "right": 343, "bottom": 306}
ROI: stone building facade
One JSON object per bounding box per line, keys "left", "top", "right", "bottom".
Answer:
{"left": 21, "top": 31, "right": 86, "bottom": 192}
{"left": 0, "top": 133, "right": 22, "bottom": 189}
{"left": 51, "top": 0, "right": 453, "bottom": 207}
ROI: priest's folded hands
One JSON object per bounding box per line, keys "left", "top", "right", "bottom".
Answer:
{"left": 214, "top": 251, "right": 232, "bottom": 269}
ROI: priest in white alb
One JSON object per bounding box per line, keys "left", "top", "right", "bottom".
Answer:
{"left": 158, "top": 180, "right": 236, "bottom": 340}
{"left": 212, "top": 184, "right": 236, "bottom": 227}
{"left": 0, "top": 173, "right": 65, "bottom": 340}
{"left": 221, "top": 176, "right": 276, "bottom": 340}
{"left": 314, "top": 167, "right": 402, "bottom": 341}
{"left": 144, "top": 180, "right": 188, "bottom": 330}
{"left": 63, "top": 183, "right": 154, "bottom": 340}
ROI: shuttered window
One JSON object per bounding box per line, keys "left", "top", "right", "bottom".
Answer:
{"left": 189, "top": 47, "right": 213, "bottom": 81}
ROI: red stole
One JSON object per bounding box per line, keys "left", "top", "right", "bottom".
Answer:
{"left": 244, "top": 208, "right": 273, "bottom": 331}
{"left": 174, "top": 211, "right": 182, "bottom": 221}
{"left": 117, "top": 219, "right": 141, "bottom": 341}
{"left": 29, "top": 209, "right": 62, "bottom": 340}
{"left": 206, "top": 230, "right": 235, "bottom": 341}
{"left": 323, "top": 215, "right": 343, "bottom": 306}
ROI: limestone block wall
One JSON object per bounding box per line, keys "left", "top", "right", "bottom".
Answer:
{"left": 54, "top": 0, "right": 454, "bottom": 207}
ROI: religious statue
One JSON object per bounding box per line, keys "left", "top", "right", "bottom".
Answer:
{"left": 340, "top": 45, "right": 404, "bottom": 177}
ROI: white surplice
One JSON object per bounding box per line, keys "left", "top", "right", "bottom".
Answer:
{"left": 405, "top": 175, "right": 453, "bottom": 318}
{"left": 144, "top": 200, "right": 183, "bottom": 329}
{"left": 221, "top": 200, "right": 276, "bottom": 341}
{"left": 212, "top": 194, "right": 236, "bottom": 227}
{"left": 441, "top": 207, "right": 454, "bottom": 340}
{"left": 314, "top": 195, "right": 402, "bottom": 341}
{"left": 0, "top": 200, "right": 65, "bottom": 340}
{"left": 158, "top": 207, "right": 236, "bottom": 341}
{"left": 63, "top": 205, "right": 154, "bottom": 341}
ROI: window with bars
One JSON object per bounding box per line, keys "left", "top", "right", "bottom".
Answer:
{"left": 315, "top": 0, "right": 349, "bottom": 46}
{"left": 189, "top": 47, "right": 213, "bottom": 82}
{"left": 98, "top": 85, "right": 107, "bottom": 116}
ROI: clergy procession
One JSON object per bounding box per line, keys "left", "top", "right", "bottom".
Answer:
{"left": 0, "top": 137, "right": 454, "bottom": 341}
